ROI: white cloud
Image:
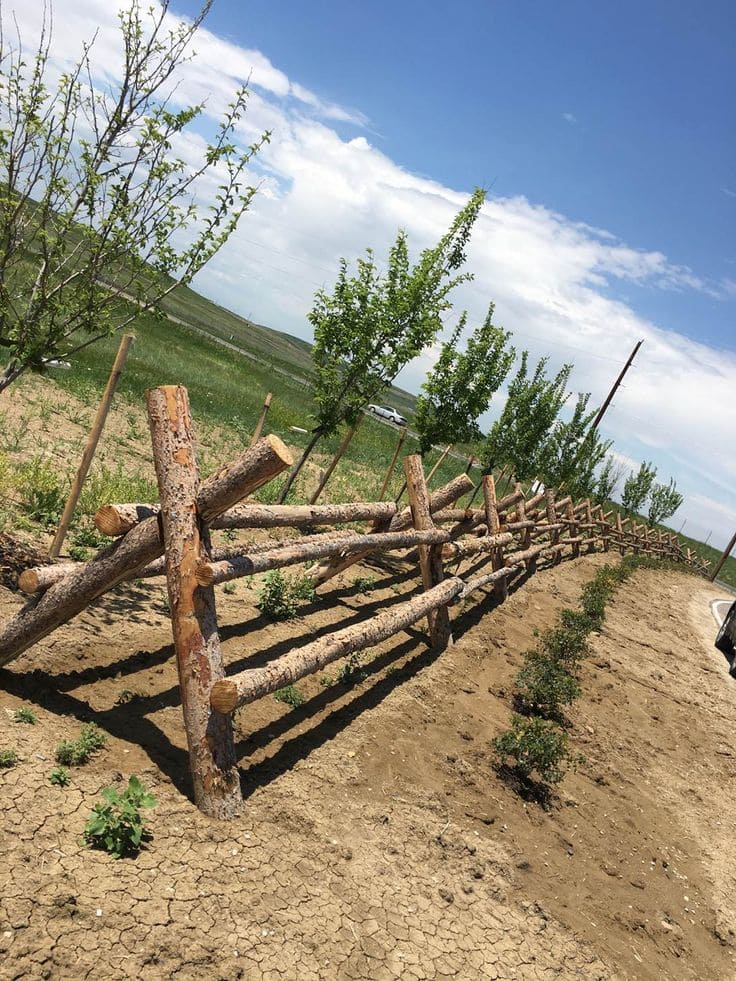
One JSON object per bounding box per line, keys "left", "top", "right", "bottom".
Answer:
{"left": 562, "top": 112, "right": 577, "bottom": 124}
{"left": 7, "top": 0, "right": 736, "bottom": 548}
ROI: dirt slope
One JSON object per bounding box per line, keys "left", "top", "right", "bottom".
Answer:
{"left": 1, "top": 555, "right": 735, "bottom": 980}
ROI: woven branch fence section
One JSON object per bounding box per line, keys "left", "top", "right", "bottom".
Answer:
{"left": 0, "top": 385, "right": 707, "bottom": 819}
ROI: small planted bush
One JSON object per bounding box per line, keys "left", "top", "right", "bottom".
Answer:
{"left": 494, "top": 715, "right": 572, "bottom": 784}
{"left": 514, "top": 653, "right": 580, "bottom": 718}
{"left": 84, "top": 775, "right": 156, "bottom": 859}
{"left": 13, "top": 706, "right": 37, "bottom": 724}
{"left": 0, "top": 749, "right": 18, "bottom": 768}
{"left": 49, "top": 766, "right": 70, "bottom": 786}
{"left": 55, "top": 723, "right": 107, "bottom": 766}
{"left": 273, "top": 685, "right": 305, "bottom": 709}
{"left": 258, "top": 570, "right": 315, "bottom": 621}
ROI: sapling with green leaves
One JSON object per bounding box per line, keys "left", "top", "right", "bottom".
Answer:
{"left": 277, "top": 189, "right": 486, "bottom": 500}
{"left": 413, "top": 304, "right": 515, "bottom": 457}
{"left": 539, "top": 392, "right": 612, "bottom": 498}
{"left": 0, "top": 0, "right": 270, "bottom": 392}
{"left": 647, "top": 478, "right": 684, "bottom": 527}
{"left": 620, "top": 461, "right": 657, "bottom": 517}
{"left": 593, "top": 455, "right": 622, "bottom": 506}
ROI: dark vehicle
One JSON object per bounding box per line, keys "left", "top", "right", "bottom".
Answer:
{"left": 715, "top": 600, "right": 736, "bottom": 677}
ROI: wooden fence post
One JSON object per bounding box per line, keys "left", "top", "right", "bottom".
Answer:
{"left": 426, "top": 444, "right": 454, "bottom": 487}
{"left": 249, "top": 392, "right": 273, "bottom": 447}
{"left": 49, "top": 334, "right": 135, "bottom": 557}
{"left": 147, "top": 385, "right": 242, "bottom": 820}
{"left": 309, "top": 416, "right": 363, "bottom": 505}
{"left": 379, "top": 429, "right": 406, "bottom": 500}
{"left": 566, "top": 500, "right": 580, "bottom": 558}
{"left": 616, "top": 513, "right": 625, "bottom": 555}
{"left": 545, "top": 489, "right": 561, "bottom": 563}
{"left": 404, "top": 455, "right": 452, "bottom": 649}
{"left": 483, "top": 475, "right": 508, "bottom": 600}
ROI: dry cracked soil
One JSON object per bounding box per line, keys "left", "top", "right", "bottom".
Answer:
{"left": 1, "top": 546, "right": 735, "bottom": 980}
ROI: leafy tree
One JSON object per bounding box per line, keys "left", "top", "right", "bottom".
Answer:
{"left": 620, "top": 461, "right": 657, "bottom": 516}
{"left": 480, "top": 353, "right": 572, "bottom": 483}
{"left": 413, "top": 303, "right": 515, "bottom": 457}
{"left": 593, "top": 455, "right": 622, "bottom": 506}
{"left": 277, "top": 188, "right": 486, "bottom": 500}
{"left": 539, "top": 392, "right": 612, "bottom": 498}
{"left": 0, "top": 1, "right": 270, "bottom": 392}
{"left": 647, "top": 478, "right": 683, "bottom": 526}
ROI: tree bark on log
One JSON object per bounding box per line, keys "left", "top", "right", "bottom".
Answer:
{"left": 404, "top": 455, "right": 452, "bottom": 649}
{"left": 196, "top": 526, "right": 451, "bottom": 586}
{"left": 442, "top": 531, "right": 514, "bottom": 561}
{"left": 311, "top": 473, "right": 474, "bottom": 586}
{"left": 147, "top": 385, "right": 242, "bottom": 820}
{"left": 461, "top": 562, "right": 524, "bottom": 599}
{"left": 0, "top": 433, "right": 293, "bottom": 666}
{"left": 210, "top": 577, "right": 464, "bottom": 713}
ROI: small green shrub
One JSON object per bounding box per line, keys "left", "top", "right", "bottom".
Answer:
{"left": 49, "top": 766, "right": 70, "bottom": 786}
{"left": 540, "top": 625, "right": 589, "bottom": 664}
{"left": 514, "top": 653, "right": 580, "bottom": 717}
{"left": 13, "top": 707, "right": 37, "bottom": 724}
{"left": 353, "top": 575, "right": 377, "bottom": 593}
{"left": 222, "top": 581, "right": 237, "bottom": 595}
{"left": 55, "top": 723, "right": 107, "bottom": 766}
{"left": 0, "top": 749, "right": 18, "bottom": 768}
{"left": 273, "top": 685, "right": 305, "bottom": 709}
{"left": 257, "top": 570, "right": 315, "bottom": 620}
{"left": 337, "top": 652, "right": 367, "bottom": 686}
{"left": 18, "top": 457, "right": 66, "bottom": 526}
{"left": 71, "top": 524, "right": 107, "bottom": 549}
{"left": 68, "top": 544, "right": 90, "bottom": 562}
{"left": 83, "top": 775, "right": 156, "bottom": 859}
{"left": 494, "top": 715, "right": 572, "bottom": 784}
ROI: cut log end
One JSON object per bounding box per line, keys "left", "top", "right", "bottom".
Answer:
{"left": 18, "top": 569, "right": 40, "bottom": 594}
{"left": 195, "top": 563, "right": 216, "bottom": 587}
{"left": 264, "top": 433, "right": 294, "bottom": 468}
{"left": 211, "top": 679, "right": 239, "bottom": 714}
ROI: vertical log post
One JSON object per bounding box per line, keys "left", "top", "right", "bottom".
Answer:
{"left": 249, "top": 392, "right": 273, "bottom": 447}
{"left": 49, "top": 334, "right": 135, "bottom": 558}
{"left": 584, "top": 499, "right": 595, "bottom": 551}
{"left": 545, "top": 489, "right": 561, "bottom": 563}
{"left": 566, "top": 500, "right": 580, "bottom": 558}
{"left": 379, "top": 429, "right": 407, "bottom": 500}
{"left": 309, "top": 415, "right": 364, "bottom": 505}
{"left": 515, "top": 483, "right": 535, "bottom": 571}
{"left": 147, "top": 385, "right": 242, "bottom": 820}
{"left": 616, "top": 513, "right": 625, "bottom": 555}
{"left": 483, "top": 475, "right": 508, "bottom": 600}
{"left": 404, "top": 455, "right": 452, "bottom": 649}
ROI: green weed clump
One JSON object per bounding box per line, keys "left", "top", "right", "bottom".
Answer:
{"left": 0, "top": 749, "right": 18, "bottom": 768}
{"left": 257, "top": 570, "right": 315, "bottom": 620}
{"left": 18, "top": 456, "right": 66, "bottom": 526}
{"left": 13, "top": 706, "right": 37, "bottom": 724}
{"left": 49, "top": 766, "right": 70, "bottom": 786}
{"left": 55, "top": 723, "right": 107, "bottom": 766}
{"left": 273, "top": 685, "right": 305, "bottom": 709}
{"left": 494, "top": 716, "right": 572, "bottom": 785}
{"left": 83, "top": 775, "right": 156, "bottom": 859}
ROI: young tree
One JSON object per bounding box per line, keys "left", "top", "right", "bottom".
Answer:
{"left": 277, "top": 188, "right": 486, "bottom": 501}
{"left": 620, "top": 461, "right": 658, "bottom": 516}
{"left": 593, "top": 455, "right": 622, "bottom": 506}
{"left": 0, "top": 1, "right": 270, "bottom": 393}
{"left": 647, "top": 478, "right": 684, "bottom": 526}
{"left": 413, "top": 304, "right": 515, "bottom": 457}
{"left": 480, "top": 353, "right": 572, "bottom": 484}
{"left": 539, "top": 392, "right": 612, "bottom": 498}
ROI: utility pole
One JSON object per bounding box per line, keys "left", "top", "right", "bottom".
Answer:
{"left": 591, "top": 339, "right": 643, "bottom": 430}
{"left": 710, "top": 528, "right": 736, "bottom": 583}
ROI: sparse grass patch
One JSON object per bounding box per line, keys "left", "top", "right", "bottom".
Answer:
{"left": 13, "top": 707, "right": 37, "bottom": 724}
{"left": 0, "top": 749, "right": 18, "bottom": 768}
{"left": 257, "top": 570, "right": 315, "bottom": 620}
{"left": 49, "top": 766, "right": 70, "bottom": 786}
{"left": 55, "top": 723, "right": 107, "bottom": 766}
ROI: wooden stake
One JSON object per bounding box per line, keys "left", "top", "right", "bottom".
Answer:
{"left": 49, "top": 334, "right": 134, "bottom": 558}
{"left": 404, "top": 454, "right": 452, "bottom": 649}
{"left": 482, "top": 475, "right": 508, "bottom": 600}
{"left": 147, "top": 385, "right": 242, "bottom": 820}
{"left": 426, "top": 444, "right": 454, "bottom": 486}
{"left": 248, "top": 392, "right": 273, "bottom": 447}
{"left": 379, "top": 429, "right": 407, "bottom": 500}
{"left": 309, "top": 415, "right": 363, "bottom": 504}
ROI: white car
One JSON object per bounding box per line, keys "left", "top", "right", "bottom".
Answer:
{"left": 367, "top": 404, "right": 407, "bottom": 426}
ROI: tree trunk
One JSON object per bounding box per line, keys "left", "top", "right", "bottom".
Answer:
{"left": 277, "top": 430, "right": 322, "bottom": 503}
{"left": 210, "top": 577, "right": 464, "bottom": 714}
{"left": 147, "top": 385, "right": 242, "bottom": 820}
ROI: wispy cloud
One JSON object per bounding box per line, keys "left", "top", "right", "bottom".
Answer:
{"left": 721, "top": 187, "right": 736, "bottom": 199}
{"left": 562, "top": 111, "right": 577, "bottom": 124}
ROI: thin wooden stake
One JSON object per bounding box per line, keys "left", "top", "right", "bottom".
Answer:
{"left": 426, "top": 444, "right": 454, "bottom": 486}
{"left": 147, "top": 385, "right": 242, "bottom": 820}
{"left": 49, "top": 334, "right": 134, "bottom": 557}
{"left": 482, "top": 475, "right": 508, "bottom": 600}
{"left": 404, "top": 454, "right": 452, "bottom": 649}
{"left": 309, "top": 415, "right": 363, "bottom": 504}
{"left": 379, "top": 429, "right": 407, "bottom": 500}
{"left": 249, "top": 392, "right": 273, "bottom": 447}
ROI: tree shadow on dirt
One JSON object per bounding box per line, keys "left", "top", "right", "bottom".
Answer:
{"left": 494, "top": 763, "right": 555, "bottom": 810}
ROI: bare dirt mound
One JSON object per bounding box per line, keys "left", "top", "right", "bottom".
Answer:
{"left": 1, "top": 556, "right": 735, "bottom": 980}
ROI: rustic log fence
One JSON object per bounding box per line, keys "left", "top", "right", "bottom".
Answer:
{"left": 0, "top": 384, "right": 707, "bottom": 819}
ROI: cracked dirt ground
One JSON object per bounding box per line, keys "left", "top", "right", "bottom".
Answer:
{"left": 1, "top": 555, "right": 735, "bottom": 980}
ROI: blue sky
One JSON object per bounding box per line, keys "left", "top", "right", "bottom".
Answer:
{"left": 28, "top": 0, "right": 736, "bottom": 548}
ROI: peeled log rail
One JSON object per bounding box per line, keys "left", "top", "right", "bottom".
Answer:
{"left": 196, "top": 527, "right": 451, "bottom": 586}
{"left": 0, "top": 434, "right": 293, "bottom": 666}
{"left": 461, "top": 562, "right": 524, "bottom": 599}
{"left": 442, "top": 531, "right": 514, "bottom": 561}
{"left": 311, "top": 473, "right": 474, "bottom": 587}
{"left": 96, "top": 500, "right": 398, "bottom": 537}
{"left": 210, "top": 577, "right": 464, "bottom": 713}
